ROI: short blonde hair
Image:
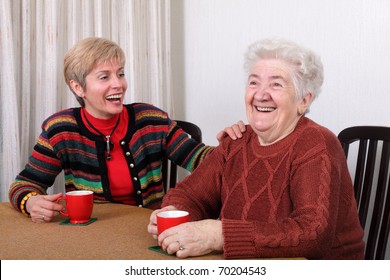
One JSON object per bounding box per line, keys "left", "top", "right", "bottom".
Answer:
{"left": 63, "top": 37, "right": 126, "bottom": 106}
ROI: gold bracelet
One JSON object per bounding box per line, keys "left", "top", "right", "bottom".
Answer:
{"left": 20, "top": 192, "right": 38, "bottom": 218}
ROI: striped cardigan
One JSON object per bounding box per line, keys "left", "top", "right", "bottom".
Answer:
{"left": 9, "top": 103, "right": 213, "bottom": 211}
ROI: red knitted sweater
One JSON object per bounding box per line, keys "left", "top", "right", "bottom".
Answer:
{"left": 162, "top": 117, "right": 365, "bottom": 259}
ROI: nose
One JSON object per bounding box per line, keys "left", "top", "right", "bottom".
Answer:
{"left": 111, "top": 75, "right": 123, "bottom": 89}
{"left": 253, "top": 85, "right": 271, "bottom": 101}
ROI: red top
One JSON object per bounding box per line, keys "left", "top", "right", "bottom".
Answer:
{"left": 163, "top": 117, "right": 365, "bottom": 259}
{"left": 81, "top": 107, "right": 135, "bottom": 205}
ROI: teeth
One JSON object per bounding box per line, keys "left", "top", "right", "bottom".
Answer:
{"left": 256, "top": 106, "right": 275, "bottom": 112}
{"left": 106, "top": 94, "right": 122, "bottom": 100}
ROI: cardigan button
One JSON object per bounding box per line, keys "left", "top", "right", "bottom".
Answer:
{"left": 130, "top": 163, "right": 134, "bottom": 168}
{"left": 133, "top": 177, "right": 138, "bottom": 181}
{"left": 138, "top": 205, "right": 143, "bottom": 207}
{"left": 121, "top": 141, "right": 125, "bottom": 145}
{"left": 137, "top": 190, "right": 141, "bottom": 195}
{"left": 126, "top": 152, "right": 131, "bottom": 156}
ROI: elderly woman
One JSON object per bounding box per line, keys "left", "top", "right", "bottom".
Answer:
{"left": 8, "top": 37, "right": 243, "bottom": 223}
{"left": 148, "top": 38, "right": 365, "bottom": 259}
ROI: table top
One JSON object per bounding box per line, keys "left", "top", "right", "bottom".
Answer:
{"left": 0, "top": 202, "right": 224, "bottom": 260}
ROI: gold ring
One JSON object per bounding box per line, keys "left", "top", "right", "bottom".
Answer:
{"left": 177, "top": 240, "right": 184, "bottom": 250}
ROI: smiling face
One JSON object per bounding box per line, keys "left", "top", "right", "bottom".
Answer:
{"left": 245, "top": 59, "right": 312, "bottom": 145}
{"left": 70, "top": 60, "right": 127, "bottom": 119}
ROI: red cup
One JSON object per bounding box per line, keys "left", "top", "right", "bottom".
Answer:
{"left": 56, "top": 190, "right": 94, "bottom": 224}
{"left": 156, "top": 210, "right": 189, "bottom": 234}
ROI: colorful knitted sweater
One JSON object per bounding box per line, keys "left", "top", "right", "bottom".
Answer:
{"left": 9, "top": 103, "right": 213, "bottom": 211}
{"left": 162, "top": 117, "right": 365, "bottom": 259}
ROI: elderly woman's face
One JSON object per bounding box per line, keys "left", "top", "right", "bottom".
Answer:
{"left": 245, "top": 59, "right": 312, "bottom": 145}
{"left": 73, "top": 60, "right": 127, "bottom": 119}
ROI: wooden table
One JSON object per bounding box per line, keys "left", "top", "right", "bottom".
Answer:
{"left": 0, "top": 202, "right": 223, "bottom": 260}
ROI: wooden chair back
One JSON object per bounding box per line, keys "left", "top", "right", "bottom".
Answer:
{"left": 338, "top": 126, "right": 390, "bottom": 259}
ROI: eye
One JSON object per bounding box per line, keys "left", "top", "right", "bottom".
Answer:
{"left": 99, "top": 75, "right": 108, "bottom": 80}
{"left": 118, "top": 72, "right": 125, "bottom": 78}
{"left": 272, "top": 82, "right": 283, "bottom": 87}
{"left": 248, "top": 80, "right": 257, "bottom": 86}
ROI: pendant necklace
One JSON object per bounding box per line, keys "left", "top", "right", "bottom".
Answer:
{"left": 82, "top": 109, "right": 120, "bottom": 160}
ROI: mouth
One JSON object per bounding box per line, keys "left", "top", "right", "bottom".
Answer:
{"left": 105, "top": 94, "right": 123, "bottom": 103}
{"left": 255, "top": 106, "right": 276, "bottom": 112}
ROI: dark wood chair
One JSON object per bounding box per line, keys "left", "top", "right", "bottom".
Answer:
{"left": 338, "top": 126, "right": 390, "bottom": 259}
{"left": 162, "top": 120, "right": 202, "bottom": 192}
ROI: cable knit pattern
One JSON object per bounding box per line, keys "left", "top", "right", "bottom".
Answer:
{"left": 162, "top": 117, "right": 365, "bottom": 259}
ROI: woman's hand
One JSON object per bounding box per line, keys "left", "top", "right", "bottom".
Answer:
{"left": 147, "top": 205, "right": 178, "bottom": 239}
{"left": 26, "top": 193, "right": 65, "bottom": 223}
{"left": 216, "top": 120, "right": 246, "bottom": 143}
{"left": 158, "top": 219, "right": 223, "bottom": 258}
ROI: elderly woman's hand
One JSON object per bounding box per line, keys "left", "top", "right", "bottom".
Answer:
{"left": 216, "top": 120, "right": 246, "bottom": 143}
{"left": 26, "top": 193, "right": 65, "bottom": 223}
{"left": 158, "top": 219, "right": 223, "bottom": 258}
{"left": 147, "top": 205, "right": 178, "bottom": 239}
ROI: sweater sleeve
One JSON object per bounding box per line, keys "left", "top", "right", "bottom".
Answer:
{"left": 165, "top": 118, "right": 214, "bottom": 172}
{"left": 8, "top": 124, "right": 62, "bottom": 212}
{"left": 161, "top": 142, "right": 225, "bottom": 221}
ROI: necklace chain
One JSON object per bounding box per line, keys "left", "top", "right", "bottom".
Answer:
{"left": 82, "top": 109, "right": 120, "bottom": 160}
